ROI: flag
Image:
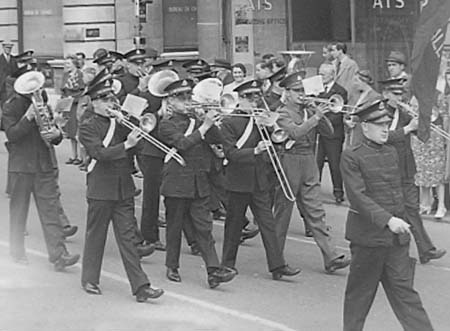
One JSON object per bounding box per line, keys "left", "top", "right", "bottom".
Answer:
{"left": 411, "top": 0, "right": 450, "bottom": 142}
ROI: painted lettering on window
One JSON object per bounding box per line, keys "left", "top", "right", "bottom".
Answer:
{"left": 247, "top": 0, "right": 272, "bottom": 11}
{"left": 372, "top": 0, "right": 405, "bottom": 9}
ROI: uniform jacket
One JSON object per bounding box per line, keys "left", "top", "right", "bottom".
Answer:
{"left": 79, "top": 114, "right": 136, "bottom": 201}
{"left": 340, "top": 137, "right": 405, "bottom": 247}
{"left": 2, "top": 93, "right": 61, "bottom": 173}
{"left": 318, "top": 82, "right": 348, "bottom": 140}
{"left": 158, "top": 112, "right": 222, "bottom": 198}
{"left": 221, "top": 114, "right": 272, "bottom": 193}
{"left": 116, "top": 72, "right": 139, "bottom": 104}
{"left": 386, "top": 106, "right": 416, "bottom": 181}
{"left": 335, "top": 55, "right": 359, "bottom": 93}
{"left": 0, "top": 54, "right": 18, "bottom": 102}
{"left": 276, "top": 104, "right": 334, "bottom": 154}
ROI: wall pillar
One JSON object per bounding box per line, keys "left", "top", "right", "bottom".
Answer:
{"left": 197, "top": 0, "right": 222, "bottom": 60}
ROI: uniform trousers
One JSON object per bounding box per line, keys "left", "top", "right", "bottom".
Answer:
{"left": 138, "top": 155, "right": 163, "bottom": 243}
{"left": 317, "top": 137, "right": 345, "bottom": 199}
{"left": 222, "top": 190, "right": 285, "bottom": 271}
{"left": 9, "top": 171, "right": 66, "bottom": 262}
{"left": 81, "top": 198, "right": 149, "bottom": 294}
{"left": 274, "top": 153, "right": 341, "bottom": 267}
{"left": 164, "top": 196, "right": 220, "bottom": 270}
{"left": 402, "top": 179, "right": 435, "bottom": 258}
{"left": 344, "top": 243, "right": 433, "bottom": 331}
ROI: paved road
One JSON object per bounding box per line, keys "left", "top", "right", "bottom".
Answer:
{"left": 0, "top": 132, "right": 449, "bottom": 331}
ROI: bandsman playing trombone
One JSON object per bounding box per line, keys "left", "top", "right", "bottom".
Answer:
{"left": 220, "top": 79, "right": 301, "bottom": 280}
{"left": 273, "top": 72, "right": 351, "bottom": 274}
{"left": 78, "top": 72, "right": 164, "bottom": 302}
{"left": 158, "top": 78, "right": 236, "bottom": 288}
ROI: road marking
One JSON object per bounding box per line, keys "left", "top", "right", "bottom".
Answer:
{"left": 0, "top": 240, "right": 297, "bottom": 331}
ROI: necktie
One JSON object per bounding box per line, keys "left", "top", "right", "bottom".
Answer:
{"left": 336, "top": 61, "right": 341, "bottom": 76}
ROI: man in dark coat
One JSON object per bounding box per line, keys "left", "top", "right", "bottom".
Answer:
{"left": 381, "top": 78, "right": 446, "bottom": 264}
{"left": 341, "top": 98, "right": 433, "bottom": 331}
{"left": 220, "top": 79, "right": 300, "bottom": 280}
{"left": 2, "top": 71, "right": 79, "bottom": 269}
{"left": 0, "top": 40, "right": 18, "bottom": 106}
{"left": 78, "top": 73, "right": 163, "bottom": 302}
{"left": 316, "top": 63, "right": 348, "bottom": 204}
{"left": 273, "top": 72, "right": 350, "bottom": 274}
{"left": 158, "top": 78, "right": 236, "bottom": 288}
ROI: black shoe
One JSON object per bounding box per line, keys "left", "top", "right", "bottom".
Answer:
{"left": 54, "top": 253, "right": 80, "bottom": 272}
{"left": 136, "top": 242, "right": 155, "bottom": 258}
{"left": 272, "top": 265, "right": 301, "bottom": 280}
{"left": 152, "top": 240, "right": 166, "bottom": 251}
{"left": 82, "top": 282, "right": 102, "bottom": 295}
{"left": 207, "top": 267, "right": 237, "bottom": 289}
{"left": 134, "top": 188, "right": 142, "bottom": 197}
{"left": 135, "top": 285, "right": 164, "bottom": 302}
{"left": 158, "top": 217, "right": 166, "bottom": 228}
{"left": 190, "top": 243, "right": 201, "bottom": 256}
{"left": 166, "top": 268, "right": 181, "bottom": 282}
{"left": 65, "top": 158, "right": 76, "bottom": 165}
{"left": 212, "top": 209, "right": 226, "bottom": 221}
{"left": 240, "top": 226, "right": 260, "bottom": 241}
{"left": 72, "top": 158, "right": 83, "bottom": 166}
{"left": 420, "top": 248, "right": 447, "bottom": 264}
{"left": 305, "top": 229, "right": 313, "bottom": 237}
{"left": 62, "top": 225, "right": 78, "bottom": 238}
{"left": 325, "top": 255, "right": 351, "bottom": 274}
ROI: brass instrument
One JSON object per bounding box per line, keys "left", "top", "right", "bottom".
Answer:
{"left": 107, "top": 106, "right": 186, "bottom": 166}
{"left": 14, "top": 71, "right": 56, "bottom": 147}
{"left": 147, "top": 70, "right": 180, "bottom": 97}
{"left": 301, "top": 94, "right": 359, "bottom": 114}
{"left": 397, "top": 101, "right": 450, "bottom": 141}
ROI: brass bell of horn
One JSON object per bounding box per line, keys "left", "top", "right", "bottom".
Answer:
{"left": 140, "top": 113, "right": 157, "bottom": 133}
{"left": 192, "top": 78, "right": 223, "bottom": 104}
{"left": 328, "top": 94, "right": 344, "bottom": 113}
{"left": 111, "top": 79, "right": 122, "bottom": 95}
{"left": 14, "top": 71, "right": 45, "bottom": 95}
{"left": 147, "top": 70, "right": 180, "bottom": 97}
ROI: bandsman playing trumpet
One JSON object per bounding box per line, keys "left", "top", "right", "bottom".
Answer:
{"left": 78, "top": 72, "right": 164, "bottom": 302}
{"left": 158, "top": 78, "right": 236, "bottom": 288}
{"left": 220, "top": 79, "right": 301, "bottom": 280}
{"left": 273, "top": 72, "right": 351, "bottom": 274}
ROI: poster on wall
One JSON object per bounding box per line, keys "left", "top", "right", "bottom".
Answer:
{"left": 231, "top": 0, "right": 254, "bottom": 76}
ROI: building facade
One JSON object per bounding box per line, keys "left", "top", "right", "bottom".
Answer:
{"left": 1, "top": 0, "right": 422, "bottom": 84}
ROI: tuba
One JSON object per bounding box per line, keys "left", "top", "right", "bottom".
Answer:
{"left": 14, "top": 71, "right": 55, "bottom": 138}
{"left": 147, "top": 70, "right": 180, "bottom": 97}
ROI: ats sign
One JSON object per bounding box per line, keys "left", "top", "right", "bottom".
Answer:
{"left": 372, "top": 0, "right": 405, "bottom": 9}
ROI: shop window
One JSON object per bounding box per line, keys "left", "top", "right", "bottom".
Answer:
{"left": 163, "top": 0, "right": 198, "bottom": 52}
{"left": 291, "top": 0, "right": 351, "bottom": 42}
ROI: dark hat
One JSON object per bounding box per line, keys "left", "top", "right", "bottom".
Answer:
{"left": 164, "top": 78, "right": 195, "bottom": 96}
{"left": 353, "top": 98, "right": 393, "bottom": 123}
{"left": 378, "top": 77, "right": 407, "bottom": 94}
{"left": 84, "top": 69, "right": 113, "bottom": 100}
{"left": 144, "top": 47, "right": 158, "bottom": 59}
{"left": 233, "top": 79, "right": 263, "bottom": 94}
{"left": 356, "top": 70, "right": 374, "bottom": 85}
{"left": 182, "top": 59, "right": 210, "bottom": 73}
{"left": 124, "top": 48, "right": 146, "bottom": 63}
{"left": 386, "top": 50, "right": 406, "bottom": 65}
{"left": 152, "top": 58, "right": 178, "bottom": 72}
{"left": 109, "top": 51, "right": 124, "bottom": 61}
{"left": 14, "top": 50, "right": 34, "bottom": 63}
{"left": 93, "top": 49, "right": 114, "bottom": 65}
{"left": 268, "top": 66, "right": 287, "bottom": 83}
{"left": 279, "top": 72, "right": 303, "bottom": 89}
{"left": 210, "top": 58, "right": 232, "bottom": 70}
{"left": 11, "top": 65, "right": 34, "bottom": 79}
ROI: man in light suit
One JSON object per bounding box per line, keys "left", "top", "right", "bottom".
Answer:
{"left": 330, "top": 42, "right": 359, "bottom": 93}
{"left": 0, "top": 40, "right": 18, "bottom": 106}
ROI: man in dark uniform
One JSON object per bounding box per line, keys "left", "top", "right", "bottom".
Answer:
{"left": 158, "top": 78, "right": 236, "bottom": 288}
{"left": 316, "top": 62, "right": 348, "bottom": 204}
{"left": 341, "top": 98, "right": 433, "bottom": 331}
{"left": 381, "top": 78, "right": 446, "bottom": 264}
{"left": 78, "top": 72, "right": 164, "bottom": 302}
{"left": 2, "top": 70, "right": 80, "bottom": 269}
{"left": 116, "top": 48, "right": 149, "bottom": 103}
{"left": 0, "top": 40, "right": 18, "bottom": 106}
{"left": 273, "top": 72, "right": 351, "bottom": 274}
{"left": 220, "top": 79, "right": 300, "bottom": 280}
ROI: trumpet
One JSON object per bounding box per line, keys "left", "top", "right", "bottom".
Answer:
{"left": 301, "top": 94, "right": 359, "bottom": 114}
{"left": 107, "top": 106, "right": 186, "bottom": 166}
{"left": 397, "top": 101, "right": 450, "bottom": 141}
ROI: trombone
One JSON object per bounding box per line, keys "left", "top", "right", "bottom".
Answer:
{"left": 107, "top": 106, "right": 186, "bottom": 166}
{"left": 257, "top": 97, "right": 296, "bottom": 202}
{"left": 301, "top": 94, "right": 359, "bottom": 114}
{"left": 397, "top": 101, "right": 450, "bottom": 141}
